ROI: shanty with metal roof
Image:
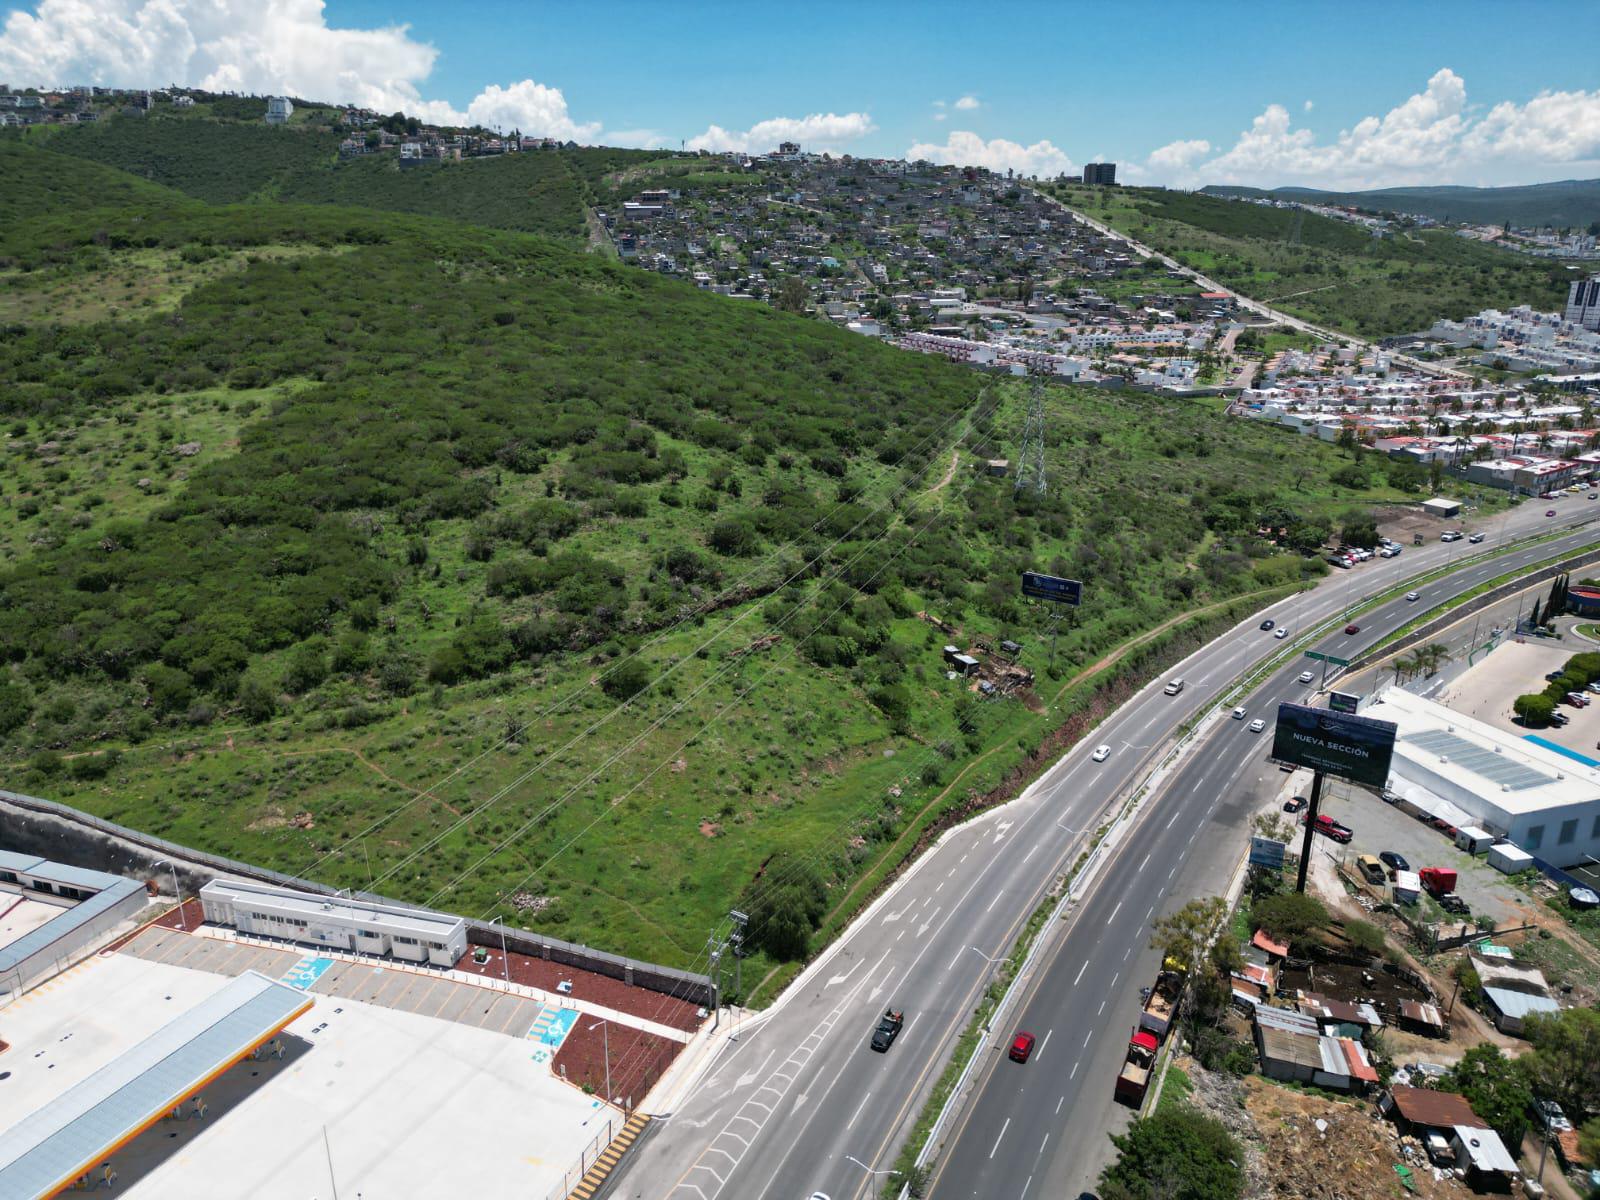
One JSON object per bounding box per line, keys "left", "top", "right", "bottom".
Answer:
{"left": 0, "top": 969, "right": 312, "bottom": 1199}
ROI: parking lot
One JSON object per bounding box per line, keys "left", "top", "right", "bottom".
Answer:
{"left": 1434, "top": 638, "right": 1600, "bottom": 758}
{"left": 1304, "top": 774, "right": 1548, "bottom": 932}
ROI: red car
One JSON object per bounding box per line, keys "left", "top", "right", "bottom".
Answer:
{"left": 1546, "top": 509, "right": 1557, "bottom": 517}
{"left": 1305, "top": 813, "right": 1353, "bottom": 843}
{"left": 1009, "top": 1031, "right": 1036, "bottom": 1063}
{"left": 1344, "top": 623, "right": 1360, "bottom": 635}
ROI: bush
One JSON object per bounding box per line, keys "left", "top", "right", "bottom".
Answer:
{"left": 1251, "top": 891, "right": 1327, "bottom": 941}
{"left": 1100, "top": 1107, "right": 1245, "bottom": 1200}
{"left": 1513, "top": 693, "right": 1556, "bottom": 725}
{"left": 0, "top": 680, "right": 33, "bottom": 734}
{"left": 599, "top": 658, "right": 651, "bottom": 702}
{"left": 1344, "top": 919, "right": 1387, "bottom": 956}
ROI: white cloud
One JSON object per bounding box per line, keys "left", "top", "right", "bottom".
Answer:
{"left": 1148, "top": 68, "right": 1600, "bottom": 188}
{"left": 954, "top": 94, "right": 979, "bottom": 111}
{"left": 603, "top": 127, "right": 670, "bottom": 150}
{"left": 1303, "top": 99, "right": 1314, "bottom": 113}
{"left": 0, "top": 0, "right": 603, "bottom": 137}
{"left": 685, "top": 111, "right": 875, "bottom": 154}
{"left": 463, "top": 79, "right": 598, "bottom": 138}
{"left": 1146, "top": 138, "right": 1211, "bottom": 173}
{"left": 932, "top": 112, "right": 947, "bottom": 122}
{"left": 905, "top": 130, "right": 1072, "bottom": 177}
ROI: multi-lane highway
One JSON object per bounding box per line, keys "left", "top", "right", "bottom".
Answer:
{"left": 613, "top": 500, "right": 1598, "bottom": 1200}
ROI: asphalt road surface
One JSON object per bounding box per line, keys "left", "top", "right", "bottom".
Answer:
{"left": 611, "top": 501, "right": 1597, "bottom": 1200}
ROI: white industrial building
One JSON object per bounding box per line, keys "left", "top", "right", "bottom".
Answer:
{"left": 0, "top": 851, "right": 148, "bottom": 997}
{"left": 200, "top": 878, "right": 467, "bottom": 967}
{"left": 1366, "top": 687, "right": 1600, "bottom": 869}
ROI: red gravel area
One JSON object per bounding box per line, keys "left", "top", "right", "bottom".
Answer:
{"left": 102, "top": 897, "right": 205, "bottom": 952}
{"left": 551, "top": 1018, "right": 682, "bottom": 1110}
{"left": 453, "top": 946, "right": 704, "bottom": 1033}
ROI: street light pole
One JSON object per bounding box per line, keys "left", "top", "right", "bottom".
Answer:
{"left": 492, "top": 917, "right": 509, "bottom": 986}
{"left": 844, "top": 1154, "right": 892, "bottom": 1200}
{"left": 589, "top": 1020, "right": 612, "bottom": 1106}
{"left": 155, "top": 860, "right": 186, "bottom": 930}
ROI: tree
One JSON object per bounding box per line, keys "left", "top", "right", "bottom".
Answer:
{"left": 1251, "top": 891, "right": 1328, "bottom": 941}
{"left": 1522, "top": 1007, "right": 1600, "bottom": 1119}
{"left": 141, "top": 663, "right": 194, "bottom": 718}
{"left": 738, "top": 853, "right": 828, "bottom": 962}
{"left": 599, "top": 658, "right": 652, "bottom": 702}
{"left": 236, "top": 677, "right": 277, "bottom": 723}
{"left": 1149, "top": 897, "right": 1228, "bottom": 974}
{"left": 1578, "top": 1116, "right": 1600, "bottom": 1169}
{"left": 775, "top": 275, "right": 809, "bottom": 314}
{"left": 1513, "top": 693, "right": 1555, "bottom": 725}
{"left": 0, "top": 680, "right": 33, "bottom": 735}
{"left": 1099, "top": 1108, "right": 1245, "bottom": 1200}
{"left": 1343, "top": 919, "right": 1387, "bottom": 956}
{"left": 1443, "top": 1043, "right": 1531, "bottom": 1150}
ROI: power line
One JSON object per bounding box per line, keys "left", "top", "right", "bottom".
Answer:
{"left": 1013, "top": 377, "right": 1047, "bottom": 496}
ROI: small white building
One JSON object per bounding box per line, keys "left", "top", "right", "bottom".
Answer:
{"left": 0, "top": 851, "right": 148, "bottom": 996}
{"left": 265, "top": 96, "right": 293, "bottom": 125}
{"left": 200, "top": 878, "right": 466, "bottom": 967}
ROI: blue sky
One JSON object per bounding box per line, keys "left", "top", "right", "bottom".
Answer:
{"left": 4, "top": 0, "right": 1600, "bottom": 188}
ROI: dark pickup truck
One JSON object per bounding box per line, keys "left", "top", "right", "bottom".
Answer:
{"left": 870, "top": 1008, "right": 905, "bottom": 1052}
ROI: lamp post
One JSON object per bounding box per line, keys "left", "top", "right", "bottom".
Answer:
{"left": 491, "top": 917, "right": 509, "bottom": 987}
{"left": 154, "top": 860, "right": 185, "bottom": 930}
{"left": 844, "top": 1154, "right": 893, "bottom": 1200}
{"left": 588, "top": 1020, "right": 612, "bottom": 1106}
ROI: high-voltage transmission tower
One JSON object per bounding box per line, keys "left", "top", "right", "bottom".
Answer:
{"left": 1013, "top": 376, "right": 1048, "bottom": 496}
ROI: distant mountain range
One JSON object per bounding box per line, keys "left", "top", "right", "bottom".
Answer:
{"left": 1200, "top": 179, "right": 1600, "bottom": 230}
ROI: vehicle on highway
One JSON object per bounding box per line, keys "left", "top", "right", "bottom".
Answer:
{"left": 1405, "top": 591, "right": 1420, "bottom": 602}
{"left": 1284, "top": 796, "right": 1308, "bottom": 813}
{"left": 1231, "top": 706, "right": 1247, "bottom": 720}
{"left": 1440, "top": 531, "right": 1462, "bottom": 542}
{"left": 809, "top": 1193, "right": 831, "bottom": 1200}
{"left": 1298, "top": 670, "right": 1316, "bottom": 684}
{"left": 1357, "top": 854, "right": 1387, "bottom": 885}
{"left": 1139, "top": 970, "right": 1185, "bottom": 1041}
{"left": 1438, "top": 894, "right": 1470, "bottom": 916}
{"left": 1260, "top": 619, "right": 1275, "bottom": 631}
{"left": 870, "top": 1008, "right": 904, "bottom": 1052}
{"left": 1590, "top": 493, "right": 1598, "bottom": 500}
{"left": 1547, "top": 509, "right": 1557, "bottom": 517}
{"left": 1468, "top": 533, "right": 1485, "bottom": 543}
{"left": 1379, "top": 851, "right": 1410, "bottom": 876}
{"left": 1114, "top": 1030, "right": 1159, "bottom": 1107}
{"left": 1247, "top": 718, "right": 1265, "bottom": 733}
{"left": 1306, "top": 813, "right": 1353, "bottom": 843}
{"left": 1009, "top": 1031, "right": 1036, "bottom": 1063}
{"left": 1092, "top": 744, "right": 1112, "bottom": 762}
{"left": 1163, "top": 678, "right": 1184, "bottom": 695}
{"left": 1344, "top": 623, "right": 1360, "bottom": 635}
{"left": 1274, "top": 627, "right": 1288, "bottom": 639}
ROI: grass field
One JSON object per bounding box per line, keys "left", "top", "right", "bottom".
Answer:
{"left": 0, "top": 130, "right": 1417, "bottom": 983}
{"left": 1049, "top": 184, "right": 1572, "bottom": 338}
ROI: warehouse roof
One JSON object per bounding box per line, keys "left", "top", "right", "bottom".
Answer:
{"left": 0, "top": 970, "right": 311, "bottom": 1199}
{"left": 0, "top": 875, "right": 143, "bottom": 977}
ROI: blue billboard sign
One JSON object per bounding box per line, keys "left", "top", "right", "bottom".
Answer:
{"left": 1020, "top": 572, "right": 1082, "bottom": 606}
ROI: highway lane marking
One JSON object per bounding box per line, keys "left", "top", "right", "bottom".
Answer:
{"left": 1039, "top": 1134, "right": 1049, "bottom": 1158}
{"left": 1021, "top": 1174, "right": 1033, "bottom": 1198}
{"left": 989, "top": 1117, "right": 1011, "bottom": 1160}
{"left": 1083, "top": 1031, "right": 1092, "bottom": 1048}
{"left": 986, "top": 887, "right": 1008, "bottom": 913}
{"left": 1069, "top": 1060, "right": 1079, "bottom": 1080}
{"left": 1073, "top": 961, "right": 1088, "bottom": 986}
{"left": 1146, "top": 904, "right": 1155, "bottom": 922}
{"left": 1037, "top": 1029, "right": 1053, "bottom": 1061}
{"left": 1021, "top": 839, "right": 1043, "bottom": 865}
{"left": 1137, "top": 852, "right": 1150, "bottom": 873}
{"left": 734, "top": 1049, "right": 776, "bottom": 1090}
{"left": 1056, "top": 1094, "right": 1065, "bottom": 1114}
{"left": 1167, "top": 866, "right": 1177, "bottom": 881}
{"left": 1110, "top": 971, "right": 1118, "bottom": 989}
{"left": 847, "top": 1092, "right": 872, "bottom": 1129}
{"left": 1107, "top": 899, "right": 1123, "bottom": 924}
{"left": 1165, "top": 811, "right": 1180, "bottom": 829}
{"left": 1097, "top": 999, "right": 1106, "bottom": 1015}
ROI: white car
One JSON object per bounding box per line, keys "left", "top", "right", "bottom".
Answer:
{"left": 1297, "top": 670, "right": 1315, "bottom": 684}
{"left": 1274, "top": 627, "right": 1289, "bottom": 639}
{"left": 1248, "top": 719, "right": 1266, "bottom": 733}
{"left": 1232, "top": 707, "right": 1247, "bottom": 720}
{"left": 1092, "top": 744, "right": 1111, "bottom": 762}
{"left": 1405, "top": 591, "right": 1420, "bottom": 602}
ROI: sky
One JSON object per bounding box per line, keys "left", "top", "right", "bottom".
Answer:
{"left": 4, "top": 0, "right": 1600, "bottom": 191}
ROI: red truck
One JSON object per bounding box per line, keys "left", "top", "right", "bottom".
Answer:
{"left": 1419, "top": 867, "right": 1457, "bottom": 897}
{"left": 1114, "top": 1029, "right": 1160, "bottom": 1106}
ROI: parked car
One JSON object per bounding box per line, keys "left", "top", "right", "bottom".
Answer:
{"left": 1284, "top": 796, "right": 1308, "bottom": 814}
{"left": 1379, "top": 547, "right": 1399, "bottom": 558}
{"left": 1344, "top": 623, "right": 1360, "bottom": 635}
{"left": 1009, "top": 1031, "right": 1036, "bottom": 1063}
{"left": 1587, "top": 681, "right": 1600, "bottom": 696}
{"left": 1092, "top": 744, "right": 1112, "bottom": 762}
{"left": 1438, "top": 894, "right": 1470, "bottom": 916}
{"left": 1534, "top": 1099, "right": 1572, "bottom": 1133}
{"left": 1566, "top": 692, "right": 1590, "bottom": 708}
{"left": 1297, "top": 670, "right": 1316, "bottom": 684}
{"left": 1548, "top": 711, "right": 1570, "bottom": 727}
{"left": 1307, "top": 813, "right": 1353, "bottom": 843}
{"left": 1327, "top": 555, "right": 1352, "bottom": 569}
{"left": 1260, "top": 619, "right": 1276, "bottom": 631}
{"left": 1248, "top": 718, "right": 1266, "bottom": 733}
{"left": 1379, "top": 850, "right": 1410, "bottom": 876}
{"left": 1357, "top": 855, "right": 1386, "bottom": 885}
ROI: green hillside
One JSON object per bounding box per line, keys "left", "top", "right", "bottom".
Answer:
{"left": 0, "top": 139, "right": 190, "bottom": 222}
{"left": 1054, "top": 183, "right": 1572, "bottom": 337}
{"left": 0, "top": 144, "right": 1405, "bottom": 975}
{"left": 1203, "top": 179, "right": 1600, "bottom": 230}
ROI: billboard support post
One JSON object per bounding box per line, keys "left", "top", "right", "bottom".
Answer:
{"left": 1295, "top": 770, "right": 1326, "bottom": 895}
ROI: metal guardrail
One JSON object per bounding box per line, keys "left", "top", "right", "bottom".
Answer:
{"left": 542, "top": 1117, "right": 615, "bottom": 1200}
